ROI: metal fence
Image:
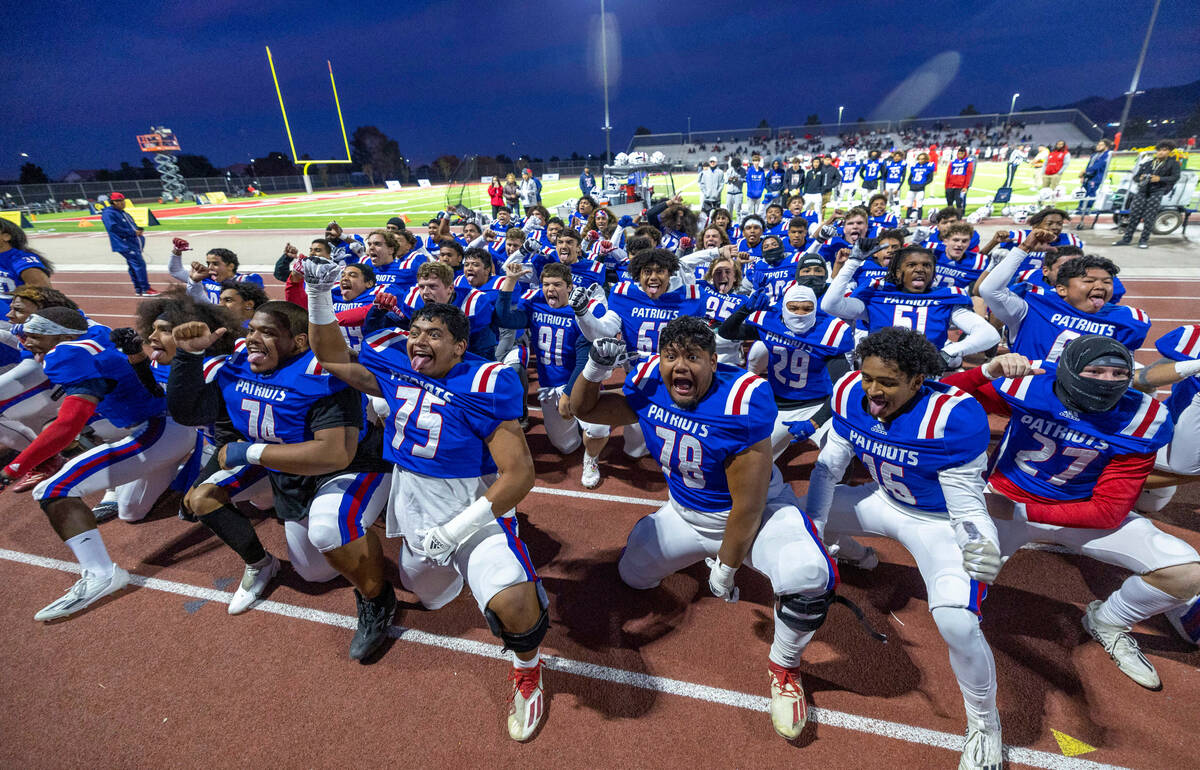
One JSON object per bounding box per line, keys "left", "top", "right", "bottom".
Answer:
{"left": 629, "top": 109, "right": 1104, "bottom": 149}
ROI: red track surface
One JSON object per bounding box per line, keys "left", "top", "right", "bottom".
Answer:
{"left": 2, "top": 271, "right": 1197, "bottom": 769}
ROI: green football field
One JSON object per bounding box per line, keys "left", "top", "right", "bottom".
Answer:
{"left": 26, "top": 156, "right": 1151, "bottom": 234}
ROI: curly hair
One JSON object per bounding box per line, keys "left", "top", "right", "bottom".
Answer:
{"left": 661, "top": 204, "right": 698, "bottom": 239}
{"left": 659, "top": 315, "right": 715, "bottom": 355}
{"left": 10, "top": 285, "right": 78, "bottom": 312}
{"left": 1028, "top": 207, "right": 1070, "bottom": 226}
{"left": 135, "top": 287, "right": 241, "bottom": 355}
{"left": 583, "top": 208, "right": 618, "bottom": 239}
{"left": 856, "top": 327, "right": 943, "bottom": 379}
{"left": 1054, "top": 254, "right": 1118, "bottom": 286}
{"left": 629, "top": 248, "right": 678, "bottom": 282}
{"left": 219, "top": 279, "right": 269, "bottom": 308}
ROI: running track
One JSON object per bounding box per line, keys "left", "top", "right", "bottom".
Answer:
{"left": 1, "top": 270, "right": 1196, "bottom": 769}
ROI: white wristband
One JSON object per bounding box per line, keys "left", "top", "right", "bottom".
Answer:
{"left": 582, "top": 358, "right": 615, "bottom": 383}
{"left": 1176, "top": 359, "right": 1200, "bottom": 378}
{"left": 245, "top": 444, "right": 268, "bottom": 465}
{"left": 443, "top": 496, "right": 495, "bottom": 543}
{"left": 306, "top": 286, "right": 336, "bottom": 325}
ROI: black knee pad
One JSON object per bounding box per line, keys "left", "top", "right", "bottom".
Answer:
{"left": 776, "top": 589, "right": 835, "bottom": 633}
{"left": 38, "top": 497, "right": 67, "bottom": 515}
{"left": 485, "top": 583, "right": 550, "bottom": 653}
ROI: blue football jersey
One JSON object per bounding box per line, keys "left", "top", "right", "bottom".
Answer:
{"left": 42, "top": 339, "right": 166, "bottom": 428}
{"left": 860, "top": 160, "right": 883, "bottom": 181}
{"left": 701, "top": 285, "right": 747, "bottom": 326}
{"left": 990, "top": 366, "right": 1173, "bottom": 500}
{"left": 512, "top": 288, "right": 583, "bottom": 388}
{"left": 395, "top": 283, "right": 498, "bottom": 344}
{"left": 1008, "top": 284, "right": 1150, "bottom": 362}
{"left": 1001, "top": 231, "right": 1084, "bottom": 274}
{"left": 747, "top": 310, "right": 854, "bottom": 401}
{"left": 934, "top": 251, "right": 989, "bottom": 289}
{"left": 867, "top": 212, "right": 899, "bottom": 236}
{"left": 369, "top": 252, "right": 428, "bottom": 295}
{"left": 830, "top": 371, "right": 990, "bottom": 513}
{"left": 1155, "top": 325, "right": 1200, "bottom": 421}
{"left": 605, "top": 281, "right": 707, "bottom": 355}
{"left": 734, "top": 237, "right": 764, "bottom": 258}
{"left": 200, "top": 273, "right": 263, "bottom": 304}
{"left": 908, "top": 162, "right": 936, "bottom": 188}
{"left": 624, "top": 358, "right": 774, "bottom": 512}
{"left": 0, "top": 248, "right": 50, "bottom": 314}
{"left": 852, "top": 280, "right": 973, "bottom": 348}
{"left": 744, "top": 255, "right": 801, "bottom": 303}
{"left": 884, "top": 161, "right": 906, "bottom": 184}
{"left": 839, "top": 162, "right": 860, "bottom": 184}
{"left": 214, "top": 347, "right": 348, "bottom": 444}
{"left": 1010, "top": 268, "right": 1127, "bottom": 304}
{"left": 357, "top": 329, "right": 523, "bottom": 477}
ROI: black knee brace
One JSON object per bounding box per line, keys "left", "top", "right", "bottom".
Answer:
{"left": 485, "top": 605, "right": 550, "bottom": 654}
{"left": 776, "top": 589, "right": 888, "bottom": 642}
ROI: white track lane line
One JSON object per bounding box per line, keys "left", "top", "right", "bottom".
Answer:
{"left": 0, "top": 547, "right": 1123, "bottom": 770}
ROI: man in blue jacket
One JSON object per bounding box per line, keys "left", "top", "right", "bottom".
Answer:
{"left": 100, "top": 193, "right": 154, "bottom": 296}
{"left": 579, "top": 167, "right": 596, "bottom": 196}
{"left": 1074, "top": 139, "right": 1110, "bottom": 218}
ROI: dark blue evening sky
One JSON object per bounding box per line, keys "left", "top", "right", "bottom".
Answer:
{"left": 6, "top": 0, "right": 1198, "bottom": 178}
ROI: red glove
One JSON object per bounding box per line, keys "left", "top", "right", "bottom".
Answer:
{"left": 373, "top": 291, "right": 398, "bottom": 312}
{"left": 587, "top": 229, "right": 600, "bottom": 241}
{"left": 680, "top": 237, "right": 693, "bottom": 250}
{"left": 598, "top": 240, "right": 614, "bottom": 254}
{"left": 173, "top": 237, "right": 191, "bottom": 252}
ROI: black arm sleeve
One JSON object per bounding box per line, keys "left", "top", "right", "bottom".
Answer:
{"left": 645, "top": 200, "right": 670, "bottom": 232}
{"left": 494, "top": 291, "right": 530, "bottom": 329}
{"left": 167, "top": 351, "right": 225, "bottom": 426}
{"left": 717, "top": 304, "right": 759, "bottom": 342}
{"left": 273, "top": 252, "right": 292, "bottom": 283}
{"left": 129, "top": 358, "right": 164, "bottom": 398}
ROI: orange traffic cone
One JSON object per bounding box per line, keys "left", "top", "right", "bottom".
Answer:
{"left": 78, "top": 219, "right": 94, "bottom": 228}
{"left": 227, "top": 216, "right": 241, "bottom": 224}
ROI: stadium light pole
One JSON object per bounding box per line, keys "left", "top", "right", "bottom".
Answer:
{"left": 600, "top": 0, "right": 613, "bottom": 163}
{"left": 1114, "top": 0, "right": 1161, "bottom": 150}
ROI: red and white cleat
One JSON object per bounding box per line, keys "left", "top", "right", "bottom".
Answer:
{"left": 506, "top": 661, "right": 545, "bottom": 741}
{"left": 768, "top": 660, "right": 808, "bottom": 739}
{"left": 10, "top": 453, "right": 65, "bottom": 494}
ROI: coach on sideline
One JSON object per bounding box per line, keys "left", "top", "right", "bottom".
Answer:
{"left": 101, "top": 193, "right": 155, "bottom": 296}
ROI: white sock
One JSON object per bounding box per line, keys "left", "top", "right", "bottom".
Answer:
{"left": 1095, "top": 575, "right": 1184, "bottom": 628}
{"left": 100, "top": 488, "right": 119, "bottom": 504}
{"left": 769, "top": 618, "right": 813, "bottom": 669}
{"left": 513, "top": 650, "right": 541, "bottom": 669}
{"left": 65, "top": 530, "right": 114, "bottom": 576}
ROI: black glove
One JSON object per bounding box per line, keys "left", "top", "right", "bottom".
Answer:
{"left": 109, "top": 327, "right": 144, "bottom": 355}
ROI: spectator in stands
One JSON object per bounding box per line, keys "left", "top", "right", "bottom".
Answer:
{"left": 100, "top": 193, "right": 154, "bottom": 296}
{"left": 1075, "top": 139, "right": 1110, "bottom": 220}
{"left": 698, "top": 156, "right": 725, "bottom": 214}
{"left": 724, "top": 158, "right": 744, "bottom": 217}
{"left": 503, "top": 173, "right": 520, "bottom": 215}
{"left": 1040, "top": 141, "right": 1070, "bottom": 201}
{"left": 579, "top": 166, "right": 596, "bottom": 197}
{"left": 1113, "top": 141, "right": 1181, "bottom": 250}
{"left": 488, "top": 176, "right": 505, "bottom": 217}
{"left": 943, "top": 148, "right": 974, "bottom": 210}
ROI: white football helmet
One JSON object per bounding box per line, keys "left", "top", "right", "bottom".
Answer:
{"left": 650, "top": 151, "right": 665, "bottom": 164}
{"left": 630, "top": 151, "right": 648, "bottom": 164}
{"left": 615, "top": 152, "right": 629, "bottom": 166}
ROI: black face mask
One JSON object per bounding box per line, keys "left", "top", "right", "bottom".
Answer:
{"left": 1054, "top": 335, "right": 1132, "bottom": 413}
{"left": 762, "top": 245, "right": 785, "bottom": 265}
{"left": 794, "top": 274, "right": 827, "bottom": 296}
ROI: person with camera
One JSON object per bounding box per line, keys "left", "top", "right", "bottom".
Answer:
{"left": 1113, "top": 141, "right": 1181, "bottom": 249}
{"left": 698, "top": 156, "right": 725, "bottom": 215}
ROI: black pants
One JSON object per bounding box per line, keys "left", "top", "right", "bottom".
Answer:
{"left": 1121, "top": 191, "right": 1164, "bottom": 244}
{"left": 945, "top": 187, "right": 966, "bottom": 210}
{"left": 1003, "top": 163, "right": 1019, "bottom": 188}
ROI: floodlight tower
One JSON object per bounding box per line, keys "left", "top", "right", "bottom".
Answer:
{"left": 137, "top": 127, "right": 188, "bottom": 201}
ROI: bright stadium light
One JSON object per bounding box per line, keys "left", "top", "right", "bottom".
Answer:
{"left": 1008, "top": 93, "right": 1019, "bottom": 124}
{"left": 837, "top": 106, "right": 844, "bottom": 129}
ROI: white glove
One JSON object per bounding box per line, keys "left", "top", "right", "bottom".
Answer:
{"left": 705, "top": 557, "right": 739, "bottom": 602}
{"left": 348, "top": 240, "right": 366, "bottom": 258}
{"left": 940, "top": 349, "right": 964, "bottom": 371}
{"left": 567, "top": 285, "right": 593, "bottom": 316}
{"left": 419, "top": 497, "right": 495, "bottom": 566}
{"left": 955, "top": 519, "right": 1002, "bottom": 584}
{"left": 582, "top": 337, "right": 633, "bottom": 382}
{"left": 303, "top": 257, "right": 343, "bottom": 292}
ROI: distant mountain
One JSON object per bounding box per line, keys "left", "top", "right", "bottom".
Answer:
{"left": 1027, "top": 79, "right": 1200, "bottom": 124}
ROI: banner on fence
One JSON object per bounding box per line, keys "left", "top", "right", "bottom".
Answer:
{"left": 417, "top": 179, "right": 432, "bottom": 188}
{"left": 0, "top": 210, "right": 33, "bottom": 228}
{"left": 385, "top": 180, "right": 402, "bottom": 191}
{"left": 542, "top": 173, "right": 560, "bottom": 181}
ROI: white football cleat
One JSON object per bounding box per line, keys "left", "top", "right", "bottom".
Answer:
{"left": 767, "top": 661, "right": 807, "bottom": 739}
{"left": 506, "top": 662, "right": 545, "bottom": 741}
{"left": 228, "top": 554, "right": 280, "bottom": 615}
{"left": 958, "top": 716, "right": 1002, "bottom": 770}
{"left": 35, "top": 565, "right": 130, "bottom": 621}
{"left": 581, "top": 454, "right": 601, "bottom": 489}
{"left": 1082, "top": 600, "right": 1161, "bottom": 689}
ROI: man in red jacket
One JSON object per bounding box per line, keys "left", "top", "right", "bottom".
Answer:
{"left": 1039, "top": 140, "right": 1071, "bottom": 202}
{"left": 943, "top": 339, "right": 1200, "bottom": 691}
{"left": 943, "top": 148, "right": 974, "bottom": 211}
